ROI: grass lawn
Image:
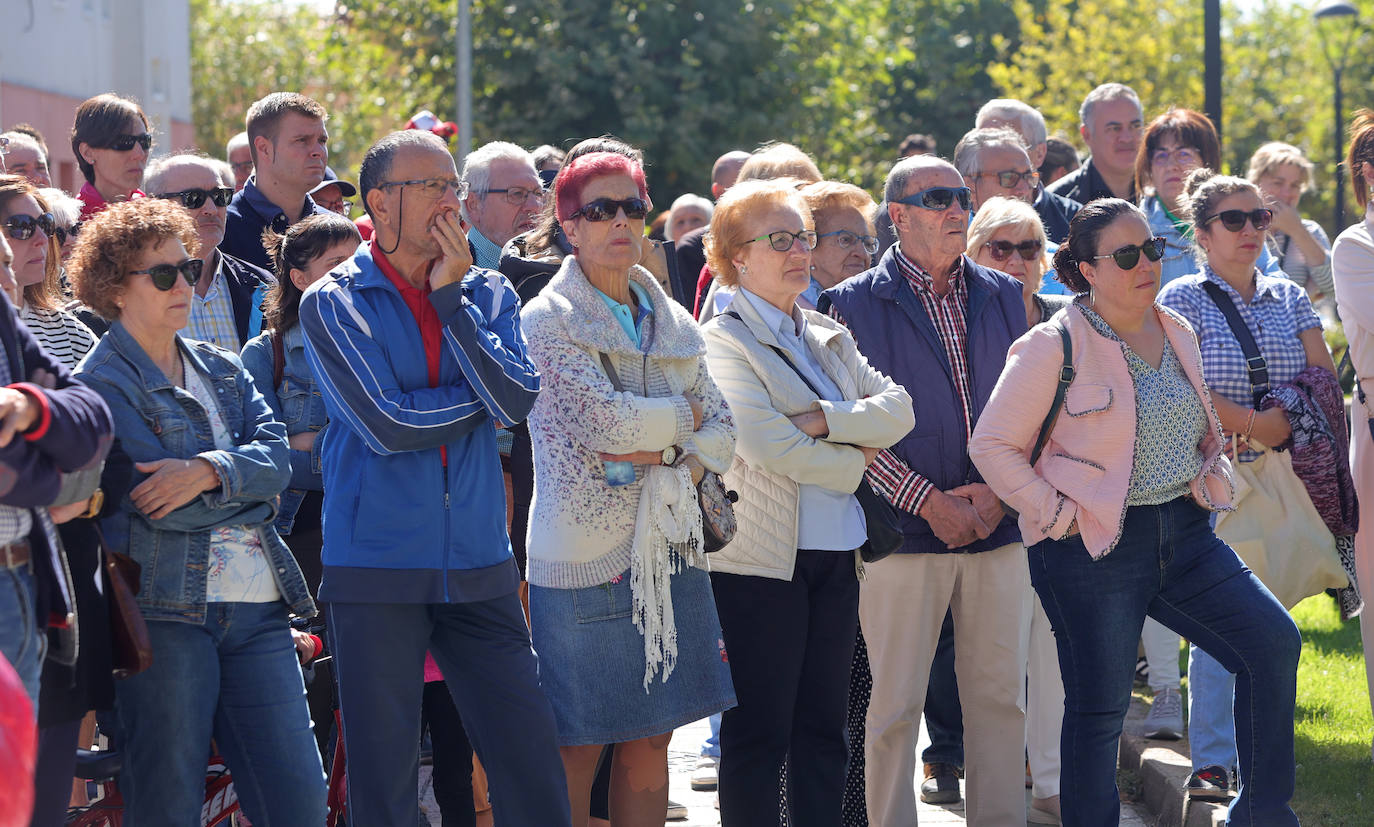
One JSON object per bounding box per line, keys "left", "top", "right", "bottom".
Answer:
{"left": 1289, "top": 594, "right": 1372, "bottom": 825}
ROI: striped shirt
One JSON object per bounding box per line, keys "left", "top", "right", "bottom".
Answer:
{"left": 184, "top": 259, "right": 242, "bottom": 351}
{"left": 18, "top": 305, "right": 96, "bottom": 371}
{"left": 835, "top": 250, "right": 973, "bottom": 516}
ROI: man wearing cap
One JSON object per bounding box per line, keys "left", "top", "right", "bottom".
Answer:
{"left": 221, "top": 92, "right": 330, "bottom": 271}
{"left": 310, "top": 168, "right": 357, "bottom": 217}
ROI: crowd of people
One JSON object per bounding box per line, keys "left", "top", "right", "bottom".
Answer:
{"left": 0, "top": 77, "right": 1371, "bottom": 827}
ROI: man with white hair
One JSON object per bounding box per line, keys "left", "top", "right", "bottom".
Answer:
{"left": 226, "top": 131, "right": 253, "bottom": 191}
{"left": 460, "top": 141, "right": 543, "bottom": 269}
{"left": 976, "top": 99, "right": 1081, "bottom": 243}
{"left": 824, "top": 154, "right": 1030, "bottom": 827}
{"left": 1047, "top": 83, "right": 1144, "bottom": 204}
{"left": 146, "top": 153, "right": 274, "bottom": 350}
{"left": 0, "top": 132, "right": 50, "bottom": 188}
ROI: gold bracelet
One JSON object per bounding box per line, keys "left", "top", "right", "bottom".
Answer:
{"left": 1243, "top": 409, "right": 1257, "bottom": 442}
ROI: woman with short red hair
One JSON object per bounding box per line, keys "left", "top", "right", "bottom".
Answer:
{"left": 521, "top": 152, "right": 737, "bottom": 826}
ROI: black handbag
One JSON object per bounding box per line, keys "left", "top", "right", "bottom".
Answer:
{"left": 723, "top": 311, "right": 902, "bottom": 563}
{"left": 597, "top": 353, "right": 738, "bottom": 552}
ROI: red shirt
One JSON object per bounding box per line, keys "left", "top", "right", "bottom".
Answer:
{"left": 373, "top": 247, "right": 446, "bottom": 462}
{"left": 77, "top": 182, "right": 144, "bottom": 220}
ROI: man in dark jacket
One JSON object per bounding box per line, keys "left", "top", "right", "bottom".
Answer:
{"left": 145, "top": 154, "right": 274, "bottom": 351}
{"left": 977, "top": 99, "right": 1083, "bottom": 244}
{"left": 1047, "top": 83, "right": 1144, "bottom": 205}
{"left": 0, "top": 234, "right": 113, "bottom": 716}
{"left": 221, "top": 93, "right": 329, "bottom": 270}
{"left": 824, "top": 155, "right": 1030, "bottom": 827}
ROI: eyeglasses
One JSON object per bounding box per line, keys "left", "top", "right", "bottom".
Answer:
{"left": 893, "top": 186, "right": 973, "bottom": 212}
{"left": 984, "top": 239, "right": 1044, "bottom": 262}
{"left": 1091, "top": 236, "right": 1167, "bottom": 270}
{"left": 1202, "top": 208, "right": 1273, "bottom": 233}
{"left": 104, "top": 133, "right": 153, "bottom": 153}
{"left": 975, "top": 169, "right": 1040, "bottom": 189}
{"left": 231, "top": 160, "right": 254, "bottom": 174}
{"left": 379, "top": 177, "right": 469, "bottom": 200}
{"left": 745, "top": 229, "right": 818, "bottom": 253}
{"left": 129, "top": 258, "right": 204, "bottom": 291}
{"left": 484, "top": 186, "right": 545, "bottom": 205}
{"left": 1149, "top": 146, "right": 1201, "bottom": 168}
{"left": 159, "top": 187, "right": 234, "bottom": 209}
{"left": 571, "top": 197, "right": 651, "bottom": 222}
{"left": 53, "top": 222, "right": 81, "bottom": 246}
{"left": 3, "top": 213, "right": 55, "bottom": 241}
{"left": 818, "top": 229, "right": 879, "bottom": 255}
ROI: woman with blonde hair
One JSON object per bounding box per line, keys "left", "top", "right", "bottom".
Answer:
{"left": 703, "top": 178, "right": 913, "bottom": 825}
{"left": 1247, "top": 141, "right": 1333, "bottom": 299}
{"left": 800, "top": 181, "right": 878, "bottom": 297}
{"left": 966, "top": 196, "right": 1063, "bottom": 328}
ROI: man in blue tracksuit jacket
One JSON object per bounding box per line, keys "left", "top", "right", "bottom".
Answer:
{"left": 300, "top": 129, "right": 571, "bottom": 825}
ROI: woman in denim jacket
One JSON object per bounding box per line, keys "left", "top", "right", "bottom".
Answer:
{"left": 242, "top": 212, "right": 359, "bottom": 595}
{"left": 70, "top": 199, "right": 325, "bottom": 826}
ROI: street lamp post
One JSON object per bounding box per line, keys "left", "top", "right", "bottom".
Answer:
{"left": 1315, "top": 0, "right": 1360, "bottom": 230}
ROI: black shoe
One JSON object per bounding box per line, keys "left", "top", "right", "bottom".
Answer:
{"left": 919, "top": 762, "right": 962, "bottom": 804}
{"left": 1186, "top": 765, "right": 1232, "bottom": 801}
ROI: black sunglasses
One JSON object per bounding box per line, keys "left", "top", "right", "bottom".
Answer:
{"left": 129, "top": 258, "right": 204, "bottom": 291}
{"left": 3, "top": 213, "right": 56, "bottom": 241}
{"left": 571, "top": 197, "right": 650, "bottom": 222}
{"left": 1202, "top": 208, "right": 1273, "bottom": 233}
{"left": 54, "top": 222, "right": 81, "bottom": 246}
{"left": 893, "top": 186, "right": 973, "bottom": 211}
{"left": 104, "top": 133, "right": 153, "bottom": 153}
{"left": 1091, "top": 236, "right": 1167, "bottom": 270}
{"left": 984, "top": 239, "right": 1044, "bottom": 262}
{"left": 160, "top": 187, "right": 234, "bottom": 209}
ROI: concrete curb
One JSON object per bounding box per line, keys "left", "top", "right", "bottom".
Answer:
{"left": 1119, "top": 695, "right": 1229, "bottom": 827}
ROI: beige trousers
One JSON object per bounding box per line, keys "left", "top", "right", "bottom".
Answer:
{"left": 1025, "top": 590, "right": 1063, "bottom": 800}
{"left": 860, "top": 543, "right": 1031, "bottom": 826}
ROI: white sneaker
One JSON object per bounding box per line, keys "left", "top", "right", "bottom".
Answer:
{"left": 690, "top": 755, "right": 719, "bottom": 791}
{"left": 1143, "top": 687, "right": 1185, "bottom": 740}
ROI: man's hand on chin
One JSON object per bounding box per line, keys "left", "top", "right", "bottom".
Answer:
{"left": 428, "top": 210, "right": 474, "bottom": 291}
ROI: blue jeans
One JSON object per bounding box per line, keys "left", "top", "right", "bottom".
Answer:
{"left": 115, "top": 601, "right": 326, "bottom": 827}
{"left": 701, "top": 712, "right": 722, "bottom": 758}
{"left": 0, "top": 565, "right": 45, "bottom": 713}
{"left": 1029, "top": 497, "right": 1299, "bottom": 827}
{"left": 1188, "top": 643, "right": 1239, "bottom": 772}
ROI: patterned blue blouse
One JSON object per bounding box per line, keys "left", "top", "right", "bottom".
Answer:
{"left": 1156, "top": 266, "right": 1321, "bottom": 462}
{"left": 1078, "top": 302, "right": 1208, "bottom": 505}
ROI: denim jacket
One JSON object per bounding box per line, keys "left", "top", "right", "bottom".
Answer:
{"left": 75, "top": 322, "right": 314, "bottom": 623}
{"left": 241, "top": 325, "right": 327, "bottom": 535}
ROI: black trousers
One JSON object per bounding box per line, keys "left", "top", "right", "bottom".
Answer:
{"left": 423, "top": 680, "right": 476, "bottom": 827}
{"left": 712, "top": 550, "right": 859, "bottom": 827}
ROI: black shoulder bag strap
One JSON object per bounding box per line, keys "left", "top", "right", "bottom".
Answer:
{"left": 1201, "top": 280, "right": 1269, "bottom": 407}
{"left": 271, "top": 328, "right": 286, "bottom": 390}
{"left": 1029, "top": 322, "right": 1075, "bottom": 467}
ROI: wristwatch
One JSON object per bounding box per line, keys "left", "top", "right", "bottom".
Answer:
{"left": 661, "top": 445, "right": 682, "bottom": 466}
{"left": 79, "top": 488, "right": 104, "bottom": 520}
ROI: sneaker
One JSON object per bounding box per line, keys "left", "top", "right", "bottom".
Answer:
{"left": 919, "top": 762, "right": 961, "bottom": 804}
{"left": 690, "top": 755, "right": 719, "bottom": 791}
{"left": 666, "top": 798, "right": 688, "bottom": 820}
{"left": 1134, "top": 655, "right": 1150, "bottom": 686}
{"left": 1186, "top": 765, "right": 1232, "bottom": 801}
{"left": 1143, "top": 687, "right": 1184, "bottom": 740}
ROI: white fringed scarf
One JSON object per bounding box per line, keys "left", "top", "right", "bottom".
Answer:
{"left": 630, "top": 462, "right": 705, "bottom": 691}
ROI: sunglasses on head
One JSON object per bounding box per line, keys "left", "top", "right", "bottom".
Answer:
{"left": 571, "top": 197, "right": 650, "bottom": 222}
{"left": 54, "top": 222, "right": 81, "bottom": 246}
{"left": 746, "top": 229, "right": 818, "bottom": 253}
{"left": 3, "top": 213, "right": 56, "bottom": 241}
{"left": 160, "top": 187, "right": 234, "bottom": 209}
{"left": 1091, "top": 236, "right": 1166, "bottom": 270}
{"left": 129, "top": 258, "right": 204, "bottom": 291}
{"left": 984, "top": 239, "right": 1044, "bottom": 262}
{"left": 105, "top": 133, "right": 153, "bottom": 153}
{"left": 893, "top": 186, "right": 972, "bottom": 211}
{"left": 1202, "top": 208, "right": 1273, "bottom": 233}
{"left": 818, "top": 229, "right": 879, "bottom": 255}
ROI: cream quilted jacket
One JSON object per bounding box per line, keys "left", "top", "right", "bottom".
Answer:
{"left": 702, "top": 294, "right": 914, "bottom": 580}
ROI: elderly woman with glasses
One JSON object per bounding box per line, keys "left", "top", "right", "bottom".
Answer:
{"left": 967, "top": 196, "right": 1064, "bottom": 329}
{"left": 70, "top": 94, "right": 151, "bottom": 219}
{"left": 702, "top": 178, "right": 912, "bottom": 825}
{"left": 521, "top": 151, "right": 736, "bottom": 827}
{"left": 800, "top": 180, "right": 878, "bottom": 302}
{"left": 70, "top": 198, "right": 324, "bottom": 826}
{"left": 970, "top": 198, "right": 1301, "bottom": 827}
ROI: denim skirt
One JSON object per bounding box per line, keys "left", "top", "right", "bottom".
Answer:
{"left": 529, "top": 564, "right": 737, "bottom": 746}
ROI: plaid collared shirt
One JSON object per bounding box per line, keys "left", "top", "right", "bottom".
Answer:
{"left": 184, "top": 257, "right": 241, "bottom": 351}
{"left": 833, "top": 250, "right": 974, "bottom": 517}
